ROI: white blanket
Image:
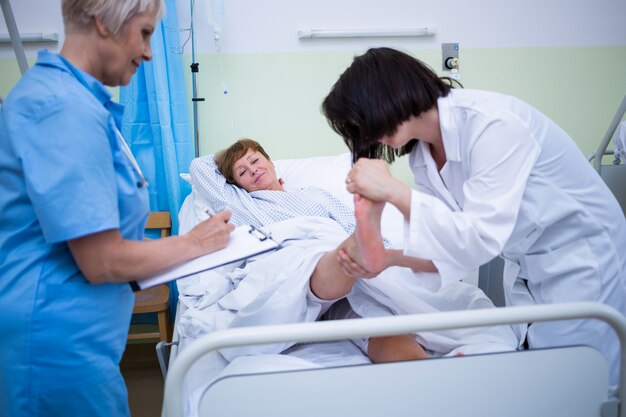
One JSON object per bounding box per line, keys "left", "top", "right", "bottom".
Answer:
{"left": 176, "top": 215, "right": 519, "bottom": 416}
{"left": 178, "top": 216, "right": 518, "bottom": 359}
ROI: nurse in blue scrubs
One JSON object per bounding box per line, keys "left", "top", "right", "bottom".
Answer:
{"left": 0, "top": 1, "right": 234, "bottom": 416}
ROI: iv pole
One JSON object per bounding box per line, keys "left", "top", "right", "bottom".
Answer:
{"left": 0, "top": 0, "right": 28, "bottom": 76}
{"left": 189, "top": 0, "right": 204, "bottom": 158}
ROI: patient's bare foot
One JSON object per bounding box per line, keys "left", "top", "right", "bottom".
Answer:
{"left": 354, "top": 193, "right": 386, "bottom": 274}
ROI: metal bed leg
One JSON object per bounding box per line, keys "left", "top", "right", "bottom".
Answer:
{"left": 156, "top": 341, "right": 178, "bottom": 379}
{"left": 601, "top": 393, "right": 619, "bottom": 417}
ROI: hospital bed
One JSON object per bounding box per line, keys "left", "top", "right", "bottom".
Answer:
{"left": 162, "top": 302, "right": 625, "bottom": 417}
{"left": 160, "top": 152, "right": 625, "bottom": 417}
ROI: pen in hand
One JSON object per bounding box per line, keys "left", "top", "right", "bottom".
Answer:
{"left": 204, "top": 207, "right": 233, "bottom": 227}
{"left": 205, "top": 207, "right": 217, "bottom": 219}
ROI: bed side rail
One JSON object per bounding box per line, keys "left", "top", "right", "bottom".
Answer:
{"left": 162, "top": 302, "right": 626, "bottom": 417}
{"left": 591, "top": 94, "right": 626, "bottom": 172}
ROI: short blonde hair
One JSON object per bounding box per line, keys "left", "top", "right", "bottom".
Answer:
{"left": 62, "top": 0, "right": 165, "bottom": 36}
{"left": 215, "top": 139, "right": 272, "bottom": 184}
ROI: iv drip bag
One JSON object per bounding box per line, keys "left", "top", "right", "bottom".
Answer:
{"left": 205, "top": 0, "right": 225, "bottom": 40}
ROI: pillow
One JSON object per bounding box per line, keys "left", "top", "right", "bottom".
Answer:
{"left": 180, "top": 173, "right": 192, "bottom": 184}
{"left": 275, "top": 153, "right": 404, "bottom": 247}
{"left": 178, "top": 173, "right": 215, "bottom": 234}
{"left": 274, "top": 152, "right": 354, "bottom": 209}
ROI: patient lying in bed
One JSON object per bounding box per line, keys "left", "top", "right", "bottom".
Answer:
{"left": 212, "top": 139, "right": 446, "bottom": 361}
{"left": 186, "top": 139, "right": 519, "bottom": 363}
{"left": 177, "top": 139, "right": 519, "bottom": 415}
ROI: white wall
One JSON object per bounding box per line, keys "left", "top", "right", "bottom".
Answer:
{"left": 2, "top": 0, "right": 624, "bottom": 164}
{"left": 0, "top": 0, "right": 63, "bottom": 57}
{"left": 2, "top": 0, "right": 624, "bottom": 58}
{"left": 177, "top": 0, "right": 626, "bottom": 54}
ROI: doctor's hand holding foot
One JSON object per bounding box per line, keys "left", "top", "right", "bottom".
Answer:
{"left": 323, "top": 46, "right": 626, "bottom": 387}
{"left": 346, "top": 159, "right": 411, "bottom": 214}
{"left": 336, "top": 191, "right": 437, "bottom": 277}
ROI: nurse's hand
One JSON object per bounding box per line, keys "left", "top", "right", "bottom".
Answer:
{"left": 69, "top": 211, "right": 235, "bottom": 284}
{"left": 187, "top": 210, "right": 235, "bottom": 254}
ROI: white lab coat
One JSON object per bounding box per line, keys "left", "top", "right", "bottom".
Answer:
{"left": 403, "top": 89, "right": 626, "bottom": 386}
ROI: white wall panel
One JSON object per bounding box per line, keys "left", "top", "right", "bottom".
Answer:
{"left": 176, "top": 0, "right": 626, "bottom": 53}
{"left": 2, "top": 0, "right": 624, "bottom": 57}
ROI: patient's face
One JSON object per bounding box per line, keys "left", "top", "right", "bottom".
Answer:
{"left": 232, "top": 149, "right": 283, "bottom": 192}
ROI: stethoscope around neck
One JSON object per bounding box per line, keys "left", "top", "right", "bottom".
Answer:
{"left": 114, "top": 127, "right": 148, "bottom": 189}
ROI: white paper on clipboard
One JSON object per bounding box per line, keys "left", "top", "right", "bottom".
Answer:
{"left": 132, "top": 225, "right": 280, "bottom": 291}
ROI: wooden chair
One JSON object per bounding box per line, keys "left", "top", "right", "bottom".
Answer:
{"left": 127, "top": 211, "right": 173, "bottom": 343}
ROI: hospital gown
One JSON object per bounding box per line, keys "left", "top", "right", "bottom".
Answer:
{"left": 190, "top": 154, "right": 357, "bottom": 233}
{"left": 190, "top": 155, "right": 394, "bottom": 251}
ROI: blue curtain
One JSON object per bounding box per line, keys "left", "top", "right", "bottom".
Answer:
{"left": 120, "top": 0, "right": 193, "bottom": 316}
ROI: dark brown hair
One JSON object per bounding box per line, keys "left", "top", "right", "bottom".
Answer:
{"left": 322, "top": 47, "right": 460, "bottom": 163}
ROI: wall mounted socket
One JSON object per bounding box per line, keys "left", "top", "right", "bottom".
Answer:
{"left": 442, "top": 43, "right": 460, "bottom": 71}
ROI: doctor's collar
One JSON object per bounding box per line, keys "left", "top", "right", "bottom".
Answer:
{"left": 436, "top": 93, "right": 461, "bottom": 162}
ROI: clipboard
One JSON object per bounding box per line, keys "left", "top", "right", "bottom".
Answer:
{"left": 130, "top": 225, "right": 281, "bottom": 291}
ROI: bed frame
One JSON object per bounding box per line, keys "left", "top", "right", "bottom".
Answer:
{"left": 159, "top": 94, "right": 626, "bottom": 417}
{"left": 589, "top": 94, "right": 626, "bottom": 216}
{"left": 161, "top": 302, "right": 626, "bottom": 417}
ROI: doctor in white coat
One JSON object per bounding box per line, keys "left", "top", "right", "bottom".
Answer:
{"left": 322, "top": 47, "right": 626, "bottom": 387}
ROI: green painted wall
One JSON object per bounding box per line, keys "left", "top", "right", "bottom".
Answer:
{"left": 0, "top": 56, "right": 119, "bottom": 103}
{"left": 183, "top": 45, "right": 626, "bottom": 182}
{"left": 2, "top": 45, "right": 624, "bottom": 183}
{"left": 0, "top": 57, "right": 34, "bottom": 97}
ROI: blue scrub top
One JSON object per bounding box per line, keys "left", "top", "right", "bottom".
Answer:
{"left": 0, "top": 50, "right": 149, "bottom": 416}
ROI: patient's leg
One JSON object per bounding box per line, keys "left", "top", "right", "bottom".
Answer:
{"left": 311, "top": 194, "right": 432, "bottom": 300}
{"left": 368, "top": 335, "right": 430, "bottom": 363}
{"left": 324, "top": 300, "right": 429, "bottom": 363}
{"left": 353, "top": 194, "right": 387, "bottom": 274}
{"left": 310, "top": 247, "right": 359, "bottom": 300}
